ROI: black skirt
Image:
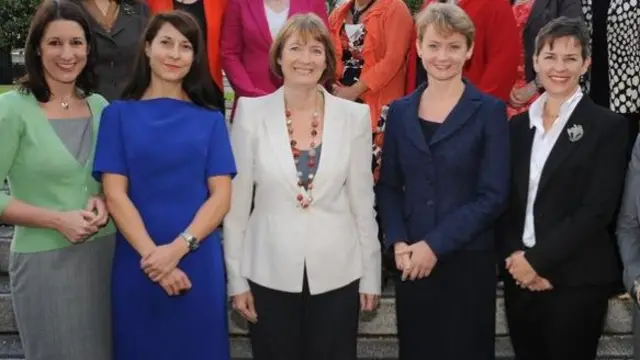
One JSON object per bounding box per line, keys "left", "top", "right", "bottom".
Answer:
{"left": 395, "top": 250, "right": 497, "bottom": 360}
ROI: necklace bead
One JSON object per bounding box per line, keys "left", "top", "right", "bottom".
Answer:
{"left": 285, "top": 102, "right": 321, "bottom": 208}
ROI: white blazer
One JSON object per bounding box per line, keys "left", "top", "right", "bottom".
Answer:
{"left": 223, "top": 87, "right": 381, "bottom": 296}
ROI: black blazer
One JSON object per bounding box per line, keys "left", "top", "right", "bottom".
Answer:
{"left": 78, "top": 0, "right": 150, "bottom": 100}
{"left": 497, "top": 96, "right": 628, "bottom": 286}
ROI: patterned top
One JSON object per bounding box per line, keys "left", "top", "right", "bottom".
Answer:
{"left": 294, "top": 144, "right": 323, "bottom": 189}
{"left": 339, "top": 20, "right": 387, "bottom": 181}
{"left": 340, "top": 23, "right": 367, "bottom": 88}
{"left": 507, "top": 0, "right": 538, "bottom": 118}
{"left": 581, "top": 0, "right": 640, "bottom": 114}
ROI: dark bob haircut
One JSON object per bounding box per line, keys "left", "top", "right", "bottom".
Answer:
{"left": 18, "top": 0, "right": 96, "bottom": 102}
{"left": 121, "top": 10, "right": 224, "bottom": 110}
{"left": 534, "top": 16, "right": 591, "bottom": 60}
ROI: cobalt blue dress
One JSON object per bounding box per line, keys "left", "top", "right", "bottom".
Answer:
{"left": 92, "top": 98, "right": 236, "bottom": 360}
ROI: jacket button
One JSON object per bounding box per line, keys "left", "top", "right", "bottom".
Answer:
{"left": 427, "top": 200, "right": 434, "bottom": 206}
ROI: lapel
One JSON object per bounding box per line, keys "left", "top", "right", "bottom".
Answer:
{"left": 249, "top": 0, "right": 276, "bottom": 45}
{"left": 513, "top": 117, "right": 535, "bottom": 202}
{"left": 524, "top": 0, "right": 550, "bottom": 32}
{"left": 430, "top": 82, "right": 483, "bottom": 145}
{"left": 264, "top": 87, "right": 344, "bottom": 199}
{"left": 264, "top": 88, "right": 299, "bottom": 193}
{"left": 403, "top": 83, "right": 429, "bottom": 153}
{"left": 24, "top": 93, "right": 103, "bottom": 171}
{"left": 536, "top": 96, "right": 592, "bottom": 193}
{"left": 86, "top": 1, "right": 137, "bottom": 39}
{"left": 308, "top": 89, "right": 344, "bottom": 200}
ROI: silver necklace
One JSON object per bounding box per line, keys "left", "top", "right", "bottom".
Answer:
{"left": 60, "top": 96, "right": 70, "bottom": 110}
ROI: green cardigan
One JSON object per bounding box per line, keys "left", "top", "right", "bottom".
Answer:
{"left": 0, "top": 90, "right": 115, "bottom": 253}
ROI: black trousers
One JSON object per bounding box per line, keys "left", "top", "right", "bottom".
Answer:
{"left": 248, "top": 273, "right": 360, "bottom": 360}
{"left": 504, "top": 280, "right": 611, "bottom": 360}
{"left": 395, "top": 251, "right": 497, "bottom": 360}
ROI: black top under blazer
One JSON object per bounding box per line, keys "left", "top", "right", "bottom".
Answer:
{"left": 497, "top": 95, "right": 628, "bottom": 286}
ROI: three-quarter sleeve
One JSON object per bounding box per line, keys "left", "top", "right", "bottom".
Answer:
{"left": 92, "top": 102, "right": 128, "bottom": 181}
{"left": 206, "top": 112, "right": 237, "bottom": 178}
{"left": 0, "top": 99, "right": 23, "bottom": 216}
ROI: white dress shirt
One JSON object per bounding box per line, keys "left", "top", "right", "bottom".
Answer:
{"left": 522, "top": 88, "right": 583, "bottom": 247}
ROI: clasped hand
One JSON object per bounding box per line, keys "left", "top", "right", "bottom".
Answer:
{"left": 394, "top": 241, "right": 438, "bottom": 281}
{"left": 57, "top": 196, "right": 110, "bottom": 244}
{"left": 141, "top": 240, "right": 188, "bottom": 282}
{"left": 141, "top": 240, "right": 191, "bottom": 296}
{"left": 505, "top": 251, "right": 553, "bottom": 292}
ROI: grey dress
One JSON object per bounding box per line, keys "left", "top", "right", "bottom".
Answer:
{"left": 9, "top": 117, "right": 115, "bottom": 360}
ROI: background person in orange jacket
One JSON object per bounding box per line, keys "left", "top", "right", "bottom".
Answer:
{"left": 406, "top": 0, "right": 519, "bottom": 102}
{"left": 328, "top": 0, "right": 413, "bottom": 182}
{"left": 147, "top": 0, "right": 226, "bottom": 110}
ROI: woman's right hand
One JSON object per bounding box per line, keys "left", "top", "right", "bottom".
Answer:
{"left": 56, "top": 210, "right": 100, "bottom": 243}
{"left": 232, "top": 291, "right": 258, "bottom": 323}
{"left": 159, "top": 268, "right": 192, "bottom": 296}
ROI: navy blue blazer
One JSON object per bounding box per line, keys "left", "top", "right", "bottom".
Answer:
{"left": 376, "top": 83, "right": 510, "bottom": 258}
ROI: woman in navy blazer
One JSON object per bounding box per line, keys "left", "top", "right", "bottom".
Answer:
{"left": 376, "top": 3, "right": 509, "bottom": 360}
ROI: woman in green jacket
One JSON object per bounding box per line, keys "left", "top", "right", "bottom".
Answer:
{"left": 0, "top": 1, "right": 114, "bottom": 359}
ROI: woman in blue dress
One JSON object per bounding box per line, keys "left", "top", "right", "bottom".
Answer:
{"left": 92, "top": 10, "right": 235, "bottom": 360}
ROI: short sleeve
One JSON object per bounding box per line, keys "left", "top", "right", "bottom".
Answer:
{"left": 92, "top": 103, "right": 128, "bottom": 181}
{"left": 206, "top": 112, "right": 237, "bottom": 179}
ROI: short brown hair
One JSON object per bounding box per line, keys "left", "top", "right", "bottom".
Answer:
{"left": 415, "top": 2, "right": 475, "bottom": 48}
{"left": 269, "top": 13, "right": 336, "bottom": 84}
{"left": 534, "top": 16, "right": 591, "bottom": 59}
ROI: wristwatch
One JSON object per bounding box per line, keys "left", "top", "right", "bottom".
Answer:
{"left": 179, "top": 232, "right": 199, "bottom": 252}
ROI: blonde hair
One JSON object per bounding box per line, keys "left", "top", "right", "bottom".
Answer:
{"left": 269, "top": 13, "right": 336, "bottom": 84}
{"left": 415, "top": 2, "right": 475, "bottom": 48}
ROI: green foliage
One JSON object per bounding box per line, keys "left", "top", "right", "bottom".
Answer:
{"left": 0, "top": 0, "right": 40, "bottom": 51}
{"left": 404, "top": 0, "right": 423, "bottom": 14}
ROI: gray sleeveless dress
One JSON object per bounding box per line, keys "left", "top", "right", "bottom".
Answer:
{"left": 9, "top": 117, "right": 114, "bottom": 360}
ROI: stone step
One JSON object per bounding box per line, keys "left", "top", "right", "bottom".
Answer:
{"left": 228, "top": 295, "right": 634, "bottom": 337}
{"left": 0, "top": 334, "right": 630, "bottom": 359}
{"left": 0, "top": 270, "right": 631, "bottom": 336}
{"left": 229, "top": 336, "right": 635, "bottom": 359}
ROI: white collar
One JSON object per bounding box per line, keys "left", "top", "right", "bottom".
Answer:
{"left": 529, "top": 87, "right": 583, "bottom": 130}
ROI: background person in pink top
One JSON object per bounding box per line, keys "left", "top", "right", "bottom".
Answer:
{"left": 221, "top": 0, "right": 328, "bottom": 103}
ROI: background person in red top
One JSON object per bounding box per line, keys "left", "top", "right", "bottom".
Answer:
{"left": 406, "top": 0, "right": 519, "bottom": 102}
{"left": 507, "top": 0, "right": 582, "bottom": 118}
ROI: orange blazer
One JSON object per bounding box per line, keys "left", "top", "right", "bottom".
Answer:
{"left": 329, "top": 0, "right": 413, "bottom": 127}
{"left": 146, "top": 0, "right": 227, "bottom": 90}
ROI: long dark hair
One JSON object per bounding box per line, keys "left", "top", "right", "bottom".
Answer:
{"left": 18, "top": 0, "right": 97, "bottom": 102}
{"left": 121, "top": 10, "right": 223, "bottom": 110}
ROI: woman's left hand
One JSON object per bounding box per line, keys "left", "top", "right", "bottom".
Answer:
{"left": 509, "top": 82, "right": 538, "bottom": 108}
{"left": 141, "top": 241, "right": 188, "bottom": 282}
{"left": 360, "top": 293, "right": 380, "bottom": 312}
{"left": 86, "top": 195, "right": 109, "bottom": 228}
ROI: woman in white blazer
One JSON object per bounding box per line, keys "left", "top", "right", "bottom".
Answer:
{"left": 223, "top": 13, "right": 381, "bottom": 360}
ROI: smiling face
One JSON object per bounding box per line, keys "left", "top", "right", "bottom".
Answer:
{"left": 534, "top": 36, "right": 590, "bottom": 98}
{"left": 277, "top": 33, "right": 327, "bottom": 86}
{"left": 145, "top": 22, "right": 194, "bottom": 84}
{"left": 417, "top": 24, "right": 472, "bottom": 82}
{"left": 39, "top": 19, "right": 88, "bottom": 87}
